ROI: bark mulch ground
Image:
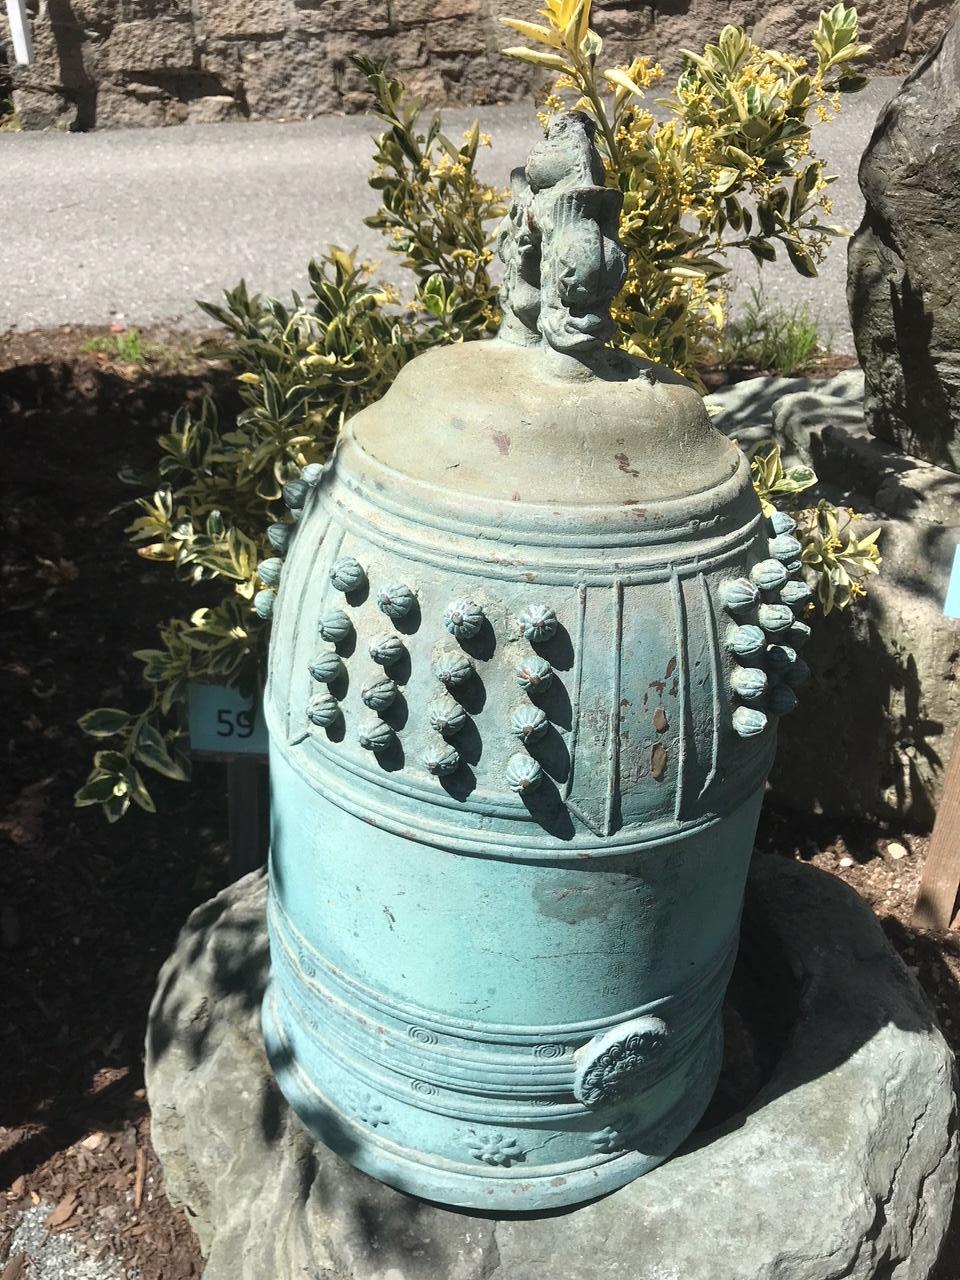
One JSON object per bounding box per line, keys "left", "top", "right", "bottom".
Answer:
{"left": 1, "top": 329, "right": 956, "bottom": 1278}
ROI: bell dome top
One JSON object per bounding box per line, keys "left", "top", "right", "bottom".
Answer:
{"left": 339, "top": 112, "right": 743, "bottom": 519}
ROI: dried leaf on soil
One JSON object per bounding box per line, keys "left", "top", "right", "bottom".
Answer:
{"left": 134, "top": 1147, "right": 146, "bottom": 1210}
{"left": 45, "top": 1190, "right": 77, "bottom": 1229}
{"left": 1, "top": 1254, "right": 27, "bottom": 1280}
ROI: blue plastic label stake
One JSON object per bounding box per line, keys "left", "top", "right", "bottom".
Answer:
{"left": 944, "top": 545, "right": 960, "bottom": 620}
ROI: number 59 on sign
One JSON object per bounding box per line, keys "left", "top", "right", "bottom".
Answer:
{"left": 188, "top": 683, "right": 268, "bottom": 757}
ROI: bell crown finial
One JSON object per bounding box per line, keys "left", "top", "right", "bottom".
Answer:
{"left": 497, "top": 112, "right": 627, "bottom": 366}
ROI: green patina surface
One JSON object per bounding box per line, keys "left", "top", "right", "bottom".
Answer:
{"left": 260, "top": 115, "right": 808, "bottom": 1210}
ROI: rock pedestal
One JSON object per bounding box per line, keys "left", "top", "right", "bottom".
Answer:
{"left": 849, "top": 16, "right": 960, "bottom": 472}
{"left": 146, "top": 860, "right": 957, "bottom": 1280}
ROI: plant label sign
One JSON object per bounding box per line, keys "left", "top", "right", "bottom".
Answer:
{"left": 6, "top": 0, "right": 34, "bottom": 64}
{"left": 188, "top": 683, "right": 268, "bottom": 757}
{"left": 945, "top": 545, "right": 960, "bottom": 621}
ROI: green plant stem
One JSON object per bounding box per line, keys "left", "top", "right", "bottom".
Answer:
{"left": 579, "top": 68, "right": 623, "bottom": 169}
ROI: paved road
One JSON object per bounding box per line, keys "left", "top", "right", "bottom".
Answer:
{"left": 0, "top": 80, "right": 899, "bottom": 346}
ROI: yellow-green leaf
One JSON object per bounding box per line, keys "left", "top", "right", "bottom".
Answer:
{"left": 498, "top": 17, "right": 562, "bottom": 48}
{"left": 603, "top": 67, "right": 644, "bottom": 99}
{"left": 501, "top": 45, "right": 570, "bottom": 72}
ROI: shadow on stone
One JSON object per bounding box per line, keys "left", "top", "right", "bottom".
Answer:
{"left": 48, "top": 0, "right": 97, "bottom": 130}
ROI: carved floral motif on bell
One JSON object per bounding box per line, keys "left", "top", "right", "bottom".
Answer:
{"left": 573, "top": 1017, "right": 670, "bottom": 1106}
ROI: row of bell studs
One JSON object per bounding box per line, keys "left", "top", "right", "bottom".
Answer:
{"left": 307, "top": 556, "right": 559, "bottom": 790}
{"left": 722, "top": 512, "right": 812, "bottom": 739}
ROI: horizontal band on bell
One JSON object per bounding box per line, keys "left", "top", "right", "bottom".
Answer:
{"left": 265, "top": 979, "right": 722, "bottom": 1149}
{"left": 266, "top": 978, "right": 720, "bottom": 1128}
{"left": 268, "top": 891, "right": 737, "bottom": 1048}
{"left": 268, "top": 721, "right": 776, "bottom": 860}
{"left": 328, "top": 453, "right": 764, "bottom": 579}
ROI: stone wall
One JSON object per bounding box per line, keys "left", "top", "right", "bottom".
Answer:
{"left": 5, "top": 0, "right": 955, "bottom": 131}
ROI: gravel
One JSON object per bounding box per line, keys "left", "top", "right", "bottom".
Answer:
{"left": 6, "top": 1204, "right": 134, "bottom": 1280}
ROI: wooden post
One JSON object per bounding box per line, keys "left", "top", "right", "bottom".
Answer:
{"left": 913, "top": 728, "right": 960, "bottom": 931}
{"left": 227, "top": 758, "right": 269, "bottom": 880}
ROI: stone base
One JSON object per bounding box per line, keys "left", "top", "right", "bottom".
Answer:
{"left": 146, "top": 860, "right": 958, "bottom": 1280}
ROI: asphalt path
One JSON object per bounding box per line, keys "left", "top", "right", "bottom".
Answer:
{"left": 0, "top": 79, "right": 900, "bottom": 346}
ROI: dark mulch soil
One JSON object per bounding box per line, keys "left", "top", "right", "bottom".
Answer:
{"left": 0, "top": 329, "right": 956, "bottom": 1278}
{"left": 0, "top": 327, "right": 242, "bottom": 1278}
{"left": 698, "top": 349, "right": 860, "bottom": 390}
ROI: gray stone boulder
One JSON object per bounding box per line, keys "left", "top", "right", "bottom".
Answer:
{"left": 146, "top": 864, "right": 957, "bottom": 1280}
{"left": 707, "top": 371, "right": 960, "bottom": 827}
{"left": 849, "top": 17, "right": 960, "bottom": 473}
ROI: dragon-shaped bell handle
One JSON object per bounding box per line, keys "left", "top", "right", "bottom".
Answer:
{"left": 497, "top": 113, "right": 627, "bottom": 373}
